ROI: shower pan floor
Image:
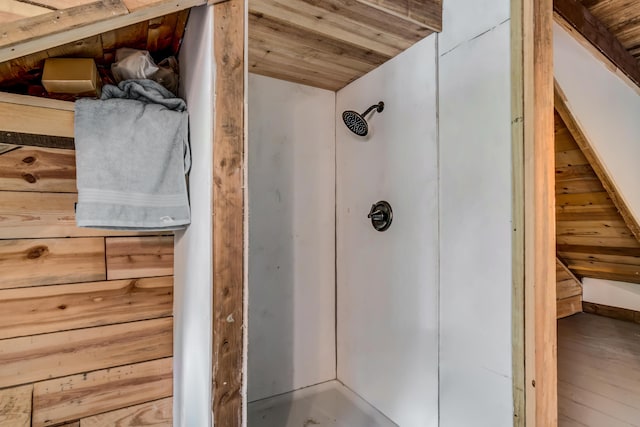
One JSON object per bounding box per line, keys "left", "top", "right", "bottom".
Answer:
{"left": 248, "top": 380, "right": 397, "bottom": 427}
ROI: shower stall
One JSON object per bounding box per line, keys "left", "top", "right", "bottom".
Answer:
{"left": 247, "top": 34, "right": 439, "bottom": 427}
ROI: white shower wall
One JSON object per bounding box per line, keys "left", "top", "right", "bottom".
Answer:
{"left": 248, "top": 74, "right": 336, "bottom": 402}
{"left": 336, "top": 35, "right": 439, "bottom": 427}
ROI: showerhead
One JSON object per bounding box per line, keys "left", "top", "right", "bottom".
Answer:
{"left": 342, "top": 101, "right": 384, "bottom": 136}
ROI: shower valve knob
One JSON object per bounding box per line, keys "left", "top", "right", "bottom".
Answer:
{"left": 367, "top": 201, "right": 393, "bottom": 232}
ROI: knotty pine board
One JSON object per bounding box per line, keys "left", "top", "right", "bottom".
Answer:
{"left": 0, "top": 146, "right": 76, "bottom": 192}
{"left": 105, "top": 236, "right": 174, "bottom": 280}
{"left": 80, "top": 397, "right": 172, "bottom": 426}
{"left": 0, "top": 276, "right": 173, "bottom": 339}
{"left": 32, "top": 357, "right": 172, "bottom": 427}
{"left": 0, "top": 317, "right": 172, "bottom": 388}
{"left": 0, "top": 384, "right": 32, "bottom": 427}
{"left": 0, "top": 191, "right": 161, "bottom": 239}
{"left": 0, "top": 237, "right": 105, "bottom": 289}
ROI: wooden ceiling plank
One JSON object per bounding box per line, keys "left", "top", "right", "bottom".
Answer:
{"left": 555, "top": 82, "right": 640, "bottom": 242}
{"left": 146, "top": 11, "right": 179, "bottom": 52}
{"left": 30, "top": 0, "right": 96, "bottom": 8}
{"left": 554, "top": 0, "right": 640, "bottom": 90}
{"left": 358, "top": 0, "right": 442, "bottom": 31}
{"left": 558, "top": 250, "right": 640, "bottom": 267}
{"left": 249, "top": 38, "right": 365, "bottom": 81}
{"left": 250, "top": 0, "right": 406, "bottom": 57}
{"left": 101, "top": 21, "right": 149, "bottom": 63}
{"left": 250, "top": 20, "right": 382, "bottom": 74}
{"left": 249, "top": 49, "right": 346, "bottom": 91}
{"left": 301, "top": 0, "right": 433, "bottom": 42}
{"left": 0, "top": 0, "right": 207, "bottom": 63}
{"left": 249, "top": 12, "right": 391, "bottom": 67}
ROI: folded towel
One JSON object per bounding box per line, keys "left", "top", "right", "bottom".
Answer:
{"left": 74, "top": 79, "right": 190, "bottom": 230}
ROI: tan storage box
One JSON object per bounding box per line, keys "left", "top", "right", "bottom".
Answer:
{"left": 41, "top": 58, "right": 102, "bottom": 97}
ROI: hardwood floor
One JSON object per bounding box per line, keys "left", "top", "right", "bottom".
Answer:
{"left": 558, "top": 313, "right": 640, "bottom": 426}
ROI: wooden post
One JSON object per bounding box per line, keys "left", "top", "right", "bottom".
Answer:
{"left": 212, "top": 0, "right": 246, "bottom": 425}
{"left": 512, "top": 0, "right": 557, "bottom": 425}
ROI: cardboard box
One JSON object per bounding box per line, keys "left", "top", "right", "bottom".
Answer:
{"left": 41, "top": 58, "right": 102, "bottom": 97}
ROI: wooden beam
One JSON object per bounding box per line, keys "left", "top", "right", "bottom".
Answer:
{"left": 553, "top": 0, "right": 640, "bottom": 90}
{"left": 0, "top": 0, "right": 207, "bottom": 63}
{"left": 513, "top": 0, "right": 557, "bottom": 425}
{"left": 212, "top": 0, "right": 245, "bottom": 425}
{"left": 554, "top": 82, "right": 640, "bottom": 243}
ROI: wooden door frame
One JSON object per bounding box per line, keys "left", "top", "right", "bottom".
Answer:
{"left": 211, "top": 0, "right": 247, "bottom": 425}
{"left": 512, "top": 0, "right": 557, "bottom": 426}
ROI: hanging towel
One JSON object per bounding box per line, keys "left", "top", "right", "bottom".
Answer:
{"left": 74, "top": 79, "right": 191, "bottom": 230}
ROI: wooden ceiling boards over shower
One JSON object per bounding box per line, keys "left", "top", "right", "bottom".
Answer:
{"left": 248, "top": 0, "right": 443, "bottom": 91}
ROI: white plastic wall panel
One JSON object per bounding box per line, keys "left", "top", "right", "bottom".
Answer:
{"left": 555, "top": 22, "right": 640, "bottom": 228}
{"left": 174, "top": 5, "right": 214, "bottom": 427}
{"left": 438, "top": 19, "right": 513, "bottom": 427}
{"left": 583, "top": 278, "right": 640, "bottom": 312}
{"left": 439, "top": 0, "right": 510, "bottom": 55}
{"left": 248, "top": 74, "right": 336, "bottom": 402}
{"left": 336, "top": 35, "right": 439, "bottom": 427}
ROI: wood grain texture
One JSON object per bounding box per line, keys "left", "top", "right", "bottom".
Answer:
{"left": 105, "top": 236, "right": 174, "bottom": 280}
{"left": 32, "top": 357, "right": 172, "bottom": 427}
{"left": 554, "top": 94, "right": 640, "bottom": 285}
{"left": 0, "top": 237, "right": 105, "bottom": 289}
{"left": 213, "top": 0, "right": 245, "bottom": 425}
{"left": 0, "top": 191, "right": 160, "bottom": 239}
{"left": 0, "top": 0, "right": 206, "bottom": 63}
{"left": 80, "top": 396, "right": 171, "bottom": 426}
{"left": 558, "top": 313, "right": 640, "bottom": 426}
{"left": 0, "top": 146, "right": 76, "bottom": 192}
{"left": 583, "top": 301, "right": 640, "bottom": 325}
{"left": 556, "top": 258, "right": 582, "bottom": 317}
{"left": 555, "top": 83, "right": 640, "bottom": 242}
{"left": 554, "top": 0, "right": 640, "bottom": 90}
{"left": 513, "top": 0, "right": 557, "bottom": 424}
{"left": 0, "top": 99, "right": 74, "bottom": 138}
{"left": 0, "top": 317, "right": 172, "bottom": 388}
{"left": 248, "top": 0, "right": 438, "bottom": 90}
{"left": 0, "top": 384, "right": 32, "bottom": 427}
{"left": 0, "top": 276, "right": 173, "bottom": 339}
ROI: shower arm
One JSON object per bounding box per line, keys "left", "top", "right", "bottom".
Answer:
{"left": 360, "top": 102, "right": 385, "bottom": 117}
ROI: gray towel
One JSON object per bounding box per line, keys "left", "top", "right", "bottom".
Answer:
{"left": 74, "top": 79, "right": 190, "bottom": 230}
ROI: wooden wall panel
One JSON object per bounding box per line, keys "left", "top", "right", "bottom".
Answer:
{"left": 0, "top": 384, "right": 32, "bottom": 427}
{"left": 0, "top": 276, "right": 173, "bottom": 339}
{"left": 0, "top": 146, "right": 76, "bottom": 192}
{"left": 105, "top": 236, "right": 174, "bottom": 280}
{"left": 80, "top": 397, "right": 172, "bottom": 426}
{"left": 0, "top": 237, "right": 105, "bottom": 289}
{"left": 0, "top": 191, "right": 157, "bottom": 239}
{"left": 32, "top": 358, "right": 172, "bottom": 427}
{"left": 0, "top": 317, "right": 172, "bottom": 388}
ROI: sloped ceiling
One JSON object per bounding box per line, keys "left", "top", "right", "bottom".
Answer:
{"left": 555, "top": 110, "right": 640, "bottom": 284}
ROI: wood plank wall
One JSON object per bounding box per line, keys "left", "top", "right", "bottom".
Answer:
{"left": 0, "top": 144, "right": 174, "bottom": 427}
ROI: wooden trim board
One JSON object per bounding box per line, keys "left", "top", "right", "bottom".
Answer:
{"left": 512, "top": 0, "right": 557, "bottom": 425}
{"left": 212, "top": 0, "right": 246, "bottom": 425}
{"left": 582, "top": 301, "right": 640, "bottom": 324}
